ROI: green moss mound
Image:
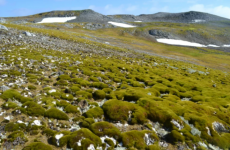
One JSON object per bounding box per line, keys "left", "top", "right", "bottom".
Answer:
{"left": 84, "top": 107, "right": 104, "bottom": 118}
{"left": 64, "top": 105, "right": 80, "bottom": 114}
{"left": 102, "top": 99, "right": 148, "bottom": 124}
{"left": 45, "top": 108, "right": 69, "bottom": 120}
{"left": 22, "top": 142, "right": 52, "bottom": 150}
{"left": 69, "top": 128, "right": 102, "bottom": 149}
{"left": 90, "top": 122, "right": 121, "bottom": 139}
{"left": 121, "top": 130, "right": 159, "bottom": 149}
{"left": 168, "top": 130, "right": 185, "bottom": 144}
{"left": 93, "top": 90, "right": 106, "bottom": 100}
{"left": 22, "top": 101, "right": 45, "bottom": 116}
{"left": 81, "top": 118, "right": 95, "bottom": 128}
{"left": 5, "top": 122, "right": 26, "bottom": 132}
{"left": 8, "top": 131, "right": 28, "bottom": 142}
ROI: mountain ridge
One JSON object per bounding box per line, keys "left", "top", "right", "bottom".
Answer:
{"left": 3, "top": 9, "right": 230, "bottom": 23}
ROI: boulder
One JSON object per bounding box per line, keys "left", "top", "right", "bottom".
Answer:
{"left": 149, "top": 29, "right": 174, "bottom": 39}
{"left": 0, "top": 18, "right": 6, "bottom": 23}
{"left": 23, "top": 31, "right": 36, "bottom": 37}
{"left": 0, "top": 85, "right": 10, "bottom": 92}
{"left": 0, "top": 24, "right": 8, "bottom": 31}
{"left": 212, "top": 121, "right": 229, "bottom": 133}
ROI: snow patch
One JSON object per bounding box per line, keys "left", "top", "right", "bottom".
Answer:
{"left": 55, "top": 133, "right": 64, "bottom": 146}
{"left": 4, "top": 116, "right": 11, "bottom": 120}
{"left": 77, "top": 138, "right": 85, "bottom": 146}
{"left": 32, "top": 120, "right": 42, "bottom": 126}
{"left": 223, "top": 45, "right": 230, "bottom": 47}
{"left": 100, "top": 135, "right": 117, "bottom": 145}
{"left": 108, "top": 21, "right": 136, "bottom": 28}
{"left": 134, "top": 21, "right": 142, "bottom": 22}
{"left": 156, "top": 39, "right": 206, "bottom": 47}
{"left": 37, "top": 16, "right": 76, "bottom": 23}
{"left": 193, "top": 19, "right": 206, "bottom": 23}
{"left": 87, "top": 144, "right": 95, "bottom": 150}
{"left": 48, "top": 89, "right": 56, "bottom": 93}
{"left": 17, "top": 120, "right": 24, "bottom": 124}
{"left": 208, "top": 44, "right": 220, "bottom": 47}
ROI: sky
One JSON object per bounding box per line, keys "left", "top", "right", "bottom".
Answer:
{"left": 0, "top": 0, "right": 230, "bottom": 19}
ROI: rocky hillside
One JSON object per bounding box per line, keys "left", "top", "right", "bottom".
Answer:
{"left": 4, "top": 9, "right": 230, "bottom": 24}
{"left": 0, "top": 10, "right": 230, "bottom": 150}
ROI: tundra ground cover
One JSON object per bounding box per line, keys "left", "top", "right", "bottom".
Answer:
{"left": 0, "top": 21, "right": 230, "bottom": 149}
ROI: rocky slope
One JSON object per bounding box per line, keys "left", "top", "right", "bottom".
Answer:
{"left": 4, "top": 9, "right": 230, "bottom": 24}
{"left": 0, "top": 10, "right": 230, "bottom": 150}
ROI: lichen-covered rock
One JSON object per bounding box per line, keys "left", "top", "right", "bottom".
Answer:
{"left": 0, "top": 24, "right": 8, "bottom": 30}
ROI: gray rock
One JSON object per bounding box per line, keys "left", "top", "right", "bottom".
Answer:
{"left": 180, "top": 116, "right": 201, "bottom": 136}
{"left": 212, "top": 121, "right": 229, "bottom": 133}
{"left": 187, "top": 68, "right": 197, "bottom": 74}
{"left": 191, "top": 127, "right": 201, "bottom": 136}
{"left": 0, "top": 85, "right": 10, "bottom": 92}
{"left": 0, "top": 18, "right": 6, "bottom": 23}
{"left": 23, "top": 31, "right": 35, "bottom": 36}
{"left": 0, "top": 24, "right": 8, "bottom": 31}
{"left": 171, "top": 119, "right": 184, "bottom": 130}
{"left": 97, "top": 76, "right": 102, "bottom": 82}
{"left": 208, "top": 144, "right": 221, "bottom": 150}
{"left": 149, "top": 29, "right": 175, "bottom": 39}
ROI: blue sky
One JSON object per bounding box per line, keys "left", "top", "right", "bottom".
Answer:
{"left": 0, "top": 0, "right": 230, "bottom": 19}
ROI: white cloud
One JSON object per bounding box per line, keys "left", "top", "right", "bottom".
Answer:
{"left": 0, "top": 0, "right": 6, "bottom": 5}
{"left": 189, "top": 4, "right": 230, "bottom": 19}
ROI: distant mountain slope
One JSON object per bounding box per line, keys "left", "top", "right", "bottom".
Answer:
{"left": 4, "top": 9, "right": 230, "bottom": 24}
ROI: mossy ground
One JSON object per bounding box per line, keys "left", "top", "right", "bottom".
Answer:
{"left": 0, "top": 21, "right": 230, "bottom": 149}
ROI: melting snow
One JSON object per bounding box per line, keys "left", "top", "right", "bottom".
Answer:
{"left": 37, "top": 16, "right": 76, "bottom": 23}
{"left": 77, "top": 138, "right": 85, "bottom": 146}
{"left": 32, "top": 120, "right": 42, "bottom": 126}
{"left": 48, "top": 89, "right": 56, "bottom": 93}
{"left": 156, "top": 39, "right": 206, "bottom": 47}
{"left": 17, "top": 120, "right": 24, "bottom": 124}
{"left": 55, "top": 133, "right": 64, "bottom": 146}
{"left": 134, "top": 21, "right": 142, "bottom": 22}
{"left": 116, "top": 122, "right": 129, "bottom": 127}
{"left": 100, "top": 136, "right": 117, "bottom": 145}
{"left": 108, "top": 21, "right": 136, "bottom": 28}
{"left": 87, "top": 144, "right": 95, "bottom": 150}
{"left": 4, "top": 116, "right": 11, "bottom": 120}
{"left": 207, "top": 44, "right": 220, "bottom": 47}
{"left": 193, "top": 19, "right": 206, "bottom": 23}
{"left": 223, "top": 45, "right": 230, "bottom": 47}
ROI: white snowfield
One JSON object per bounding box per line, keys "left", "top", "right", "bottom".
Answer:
{"left": 207, "top": 44, "right": 220, "bottom": 47}
{"left": 157, "top": 38, "right": 229, "bottom": 48}
{"left": 134, "top": 21, "right": 142, "bottom": 22}
{"left": 223, "top": 45, "right": 230, "bottom": 47}
{"left": 37, "top": 16, "right": 76, "bottom": 23}
{"left": 193, "top": 19, "right": 206, "bottom": 23}
{"left": 156, "top": 39, "right": 207, "bottom": 47}
{"left": 108, "top": 21, "right": 136, "bottom": 28}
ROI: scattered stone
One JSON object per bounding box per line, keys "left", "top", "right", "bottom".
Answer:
{"left": 144, "top": 133, "right": 155, "bottom": 145}
{"left": 212, "top": 121, "right": 229, "bottom": 134}
{"left": 180, "top": 116, "right": 201, "bottom": 136}
{"left": 0, "top": 85, "right": 10, "bottom": 92}
{"left": 23, "top": 31, "right": 35, "bottom": 36}
{"left": 0, "top": 18, "right": 6, "bottom": 23}
{"left": 0, "top": 24, "right": 8, "bottom": 31}
{"left": 171, "top": 119, "right": 184, "bottom": 130}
